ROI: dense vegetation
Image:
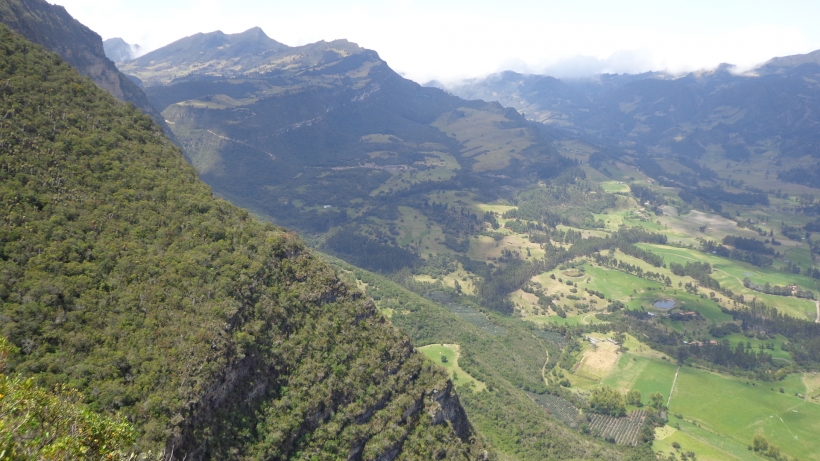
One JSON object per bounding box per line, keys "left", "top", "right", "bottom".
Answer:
{"left": 0, "top": 336, "right": 137, "bottom": 460}
{"left": 0, "top": 25, "right": 484, "bottom": 460}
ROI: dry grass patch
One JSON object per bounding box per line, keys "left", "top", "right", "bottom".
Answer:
{"left": 577, "top": 335, "right": 621, "bottom": 380}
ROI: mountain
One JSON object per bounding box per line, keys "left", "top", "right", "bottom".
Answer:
{"left": 0, "top": 0, "right": 163, "bottom": 125}
{"left": 119, "top": 27, "right": 291, "bottom": 86}
{"left": 0, "top": 23, "right": 486, "bottom": 460}
{"left": 113, "top": 28, "right": 666, "bottom": 461}
{"left": 444, "top": 59, "right": 820, "bottom": 188}
{"left": 120, "top": 28, "right": 571, "bottom": 240}
{"left": 759, "top": 48, "right": 820, "bottom": 71}
{"left": 103, "top": 37, "right": 141, "bottom": 62}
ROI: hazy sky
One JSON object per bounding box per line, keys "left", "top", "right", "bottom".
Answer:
{"left": 53, "top": 0, "right": 820, "bottom": 83}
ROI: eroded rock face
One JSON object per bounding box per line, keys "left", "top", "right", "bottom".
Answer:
{"left": 428, "top": 380, "right": 472, "bottom": 440}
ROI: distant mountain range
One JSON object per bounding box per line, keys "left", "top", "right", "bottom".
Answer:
{"left": 441, "top": 54, "right": 820, "bottom": 187}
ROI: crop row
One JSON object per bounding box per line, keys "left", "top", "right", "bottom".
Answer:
{"left": 588, "top": 410, "right": 646, "bottom": 446}
{"left": 446, "top": 304, "right": 507, "bottom": 336}
{"left": 528, "top": 392, "right": 580, "bottom": 427}
{"left": 533, "top": 330, "right": 568, "bottom": 348}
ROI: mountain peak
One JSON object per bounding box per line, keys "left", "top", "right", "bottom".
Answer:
{"left": 103, "top": 37, "right": 141, "bottom": 62}
{"left": 237, "top": 26, "right": 267, "bottom": 37}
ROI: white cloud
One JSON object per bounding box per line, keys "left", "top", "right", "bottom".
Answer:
{"left": 51, "top": 0, "right": 820, "bottom": 83}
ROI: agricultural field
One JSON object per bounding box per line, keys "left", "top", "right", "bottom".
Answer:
{"left": 588, "top": 409, "right": 647, "bottom": 446}
{"left": 586, "top": 338, "right": 820, "bottom": 461}
{"left": 668, "top": 368, "right": 820, "bottom": 461}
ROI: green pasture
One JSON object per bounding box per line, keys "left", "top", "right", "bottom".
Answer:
{"left": 641, "top": 244, "right": 818, "bottom": 320}
{"left": 603, "top": 347, "right": 820, "bottom": 460}
{"left": 656, "top": 417, "right": 765, "bottom": 461}
{"left": 669, "top": 367, "right": 820, "bottom": 461}
{"left": 619, "top": 356, "right": 678, "bottom": 400}
{"left": 600, "top": 181, "right": 630, "bottom": 193}
{"left": 418, "top": 344, "right": 486, "bottom": 392}
{"left": 580, "top": 263, "right": 665, "bottom": 301}
{"left": 529, "top": 312, "right": 604, "bottom": 327}
{"left": 578, "top": 258, "right": 731, "bottom": 324}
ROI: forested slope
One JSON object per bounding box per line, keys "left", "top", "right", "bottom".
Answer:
{"left": 0, "top": 24, "right": 484, "bottom": 460}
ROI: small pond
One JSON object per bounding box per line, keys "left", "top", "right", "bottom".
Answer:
{"left": 652, "top": 299, "right": 676, "bottom": 310}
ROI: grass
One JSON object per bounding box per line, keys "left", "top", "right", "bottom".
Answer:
{"left": 418, "top": 344, "right": 486, "bottom": 392}
{"left": 625, "top": 357, "right": 679, "bottom": 400}
{"left": 721, "top": 333, "right": 793, "bottom": 361}
{"left": 431, "top": 107, "right": 533, "bottom": 172}
{"left": 668, "top": 366, "right": 820, "bottom": 461}
{"left": 656, "top": 416, "right": 765, "bottom": 461}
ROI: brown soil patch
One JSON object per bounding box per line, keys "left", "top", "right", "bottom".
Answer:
{"left": 578, "top": 340, "right": 620, "bottom": 379}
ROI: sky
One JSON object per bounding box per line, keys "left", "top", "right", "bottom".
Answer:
{"left": 53, "top": 0, "right": 820, "bottom": 84}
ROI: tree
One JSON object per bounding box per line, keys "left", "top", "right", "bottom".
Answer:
{"left": 0, "top": 336, "right": 137, "bottom": 460}
{"left": 626, "top": 389, "right": 642, "bottom": 406}
{"left": 589, "top": 386, "right": 626, "bottom": 417}
{"left": 649, "top": 392, "right": 666, "bottom": 411}
{"left": 766, "top": 444, "right": 780, "bottom": 458}
{"left": 752, "top": 434, "right": 769, "bottom": 452}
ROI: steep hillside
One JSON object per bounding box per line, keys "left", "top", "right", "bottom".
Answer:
{"left": 0, "top": 0, "right": 163, "bottom": 124}
{"left": 0, "top": 24, "right": 485, "bottom": 460}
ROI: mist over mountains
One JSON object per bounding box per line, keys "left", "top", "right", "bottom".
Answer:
{"left": 103, "top": 37, "right": 141, "bottom": 62}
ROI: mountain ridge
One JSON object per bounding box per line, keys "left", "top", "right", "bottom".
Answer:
{"left": 0, "top": 0, "right": 165, "bottom": 126}
{"left": 119, "top": 27, "right": 366, "bottom": 86}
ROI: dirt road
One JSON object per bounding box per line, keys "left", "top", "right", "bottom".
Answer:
{"left": 815, "top": 299, "right": 819, "bottom": 323}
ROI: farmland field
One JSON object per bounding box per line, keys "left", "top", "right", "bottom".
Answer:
{"left": 668, "top": 367, "right": 820, "bottom": 461}
{"left": 593, "top": 346, "right": 820, "bottom": 460}
{"left": 588, "top": 410, "right": 647, "bottom": 446}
